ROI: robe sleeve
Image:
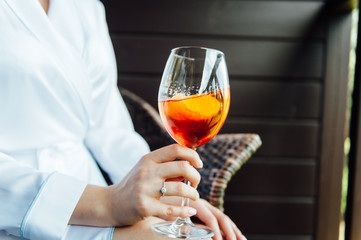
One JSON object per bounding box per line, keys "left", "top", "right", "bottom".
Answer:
{"left": 84, "top": 84, "right": 151, "bottom": 184}
{"left": 62, "top": 225, "right": 114, "bottom": 240}
{"left": 0, "top": 152, "right": 87, "bottom": 240}
{"left": 83, "top": 1, "right": 150, "bottom": 184}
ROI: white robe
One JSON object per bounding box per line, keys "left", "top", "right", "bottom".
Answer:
{"left": 0, "top": 0, "right": 150, "bottom": 239}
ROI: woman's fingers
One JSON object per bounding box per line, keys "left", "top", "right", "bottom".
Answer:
{"left": 230, "top": 220, "right": 246, "bottom": 240}
{"left": 159, "top": 161, "right": 201, "bottom": 188}
{"left": 149, "top": 201, "right": 198, "bottom": 219}
{"left": 111, "top": 144, "right": 203, "bottom": 226}
{"left": 205, "top": 200, "right": 245, "bottom": 240}
{"left": 193, "top": 201, "right": 222, "bottom": 240}
{"left": 217, "top": 215, "right": 237, "bottom": 240}
{"left": 207, "top": 206, "right": 236, "bottom": 240}
{"left": 160, "top": 182, "right": 199, "bottom": 201}
{"left": 150, "top": 144, "right": 203, "bottom": 168}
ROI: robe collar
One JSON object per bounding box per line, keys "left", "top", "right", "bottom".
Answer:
{"left": 4, "top": 0, "right": 92, "bottom": 126}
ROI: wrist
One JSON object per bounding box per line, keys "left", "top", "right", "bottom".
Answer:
{"left": 69, "top": 184, "right": 114, "bottom": 227}
{"left": 91, "top": 185, "right": 114, "bottom": 226}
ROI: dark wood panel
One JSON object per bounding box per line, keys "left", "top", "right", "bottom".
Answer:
{"left": 118, "top": 76, "right": 322, "bottom": 119}
{"left": 230, "top": 80, "right": 321, "bottom": 118}
{"left": 118, "top": 75, "right": 161, "bottom": 108}
{"left": 222, "top": 118, "right": 319, "bottom": 157}
{"left": 224, "top": 197, "right": 315, "bottom": 235}
{"left": 104, "top": 1, "right": 325, "bottom": 39}
{"left": 227, "top": 157, "right": 317, "bottom": 196}
{"left": 112, "top": 36, "right": 323, "bottom": 78}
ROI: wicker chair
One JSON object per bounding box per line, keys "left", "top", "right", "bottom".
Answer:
{"left": 119, "top": 87, "right": 262, "bottom": 210}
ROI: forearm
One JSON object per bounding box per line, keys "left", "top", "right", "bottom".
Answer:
{"left": 69, "top": 184, "right": 115, "bottom": 227}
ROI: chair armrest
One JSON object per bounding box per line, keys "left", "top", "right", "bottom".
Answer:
{"left": 197, "top": 133, "right": 262, "bottom": 210}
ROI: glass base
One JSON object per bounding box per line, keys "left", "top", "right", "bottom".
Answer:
{"left": 152, "top": 217, "right": 214, "bottom": 239}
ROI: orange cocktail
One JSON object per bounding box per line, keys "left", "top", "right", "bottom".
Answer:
{"left": 158, "top": 89, "right": 230, "bottom": 148}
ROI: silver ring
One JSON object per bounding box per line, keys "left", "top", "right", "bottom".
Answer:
{"left": 160, "top": 182, "right": 166, "bottom": 197}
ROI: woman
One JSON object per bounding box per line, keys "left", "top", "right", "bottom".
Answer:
{"left": 0, "top": 0, "right": 246, "bottom": 239}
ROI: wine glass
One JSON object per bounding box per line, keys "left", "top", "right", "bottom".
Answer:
{"left": 152, "top": 46, "right": 230, "bottom": 239}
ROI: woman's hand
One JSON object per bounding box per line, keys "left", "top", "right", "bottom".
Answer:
{"left": 109, "top": 144, "right": 203, "bottom": 226}
{"left": 70, "top": 144, "right": 203, "bottom": 227}
{"left": 160, "top": 197, "right": 247, "bottom": 240}
{"left": 191, "top": 199, "right": 247, "bottom": 240}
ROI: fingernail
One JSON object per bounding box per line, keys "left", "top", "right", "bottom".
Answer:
{"left": 241, "top": 235, "right": 248, "bottom": 240}
{"left": 189, "top": 208, "right": 197, "bottom": 215}
{"left": 198, "top": 160, "right": 203, "bottom": 168}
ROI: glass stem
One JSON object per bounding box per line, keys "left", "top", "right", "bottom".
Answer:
{"left": 185, "top": 147, "right": 197, "bottom": 208}
{"left": 182, "top": 180, "right": 191, "bottom": 207}
{"left": 171, "top": 180, "right": 193, "bottom": 231}
{"left": 173, "top": 147, "right": 197, "bottom": 229}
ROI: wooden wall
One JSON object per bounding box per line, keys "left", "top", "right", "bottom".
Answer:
{"left": 101, "top": 1, "right": 352, "bottom": 240}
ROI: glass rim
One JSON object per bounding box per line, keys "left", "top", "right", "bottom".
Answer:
{"left": 171, "top": 46, "right": 224, "bottom": 59}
